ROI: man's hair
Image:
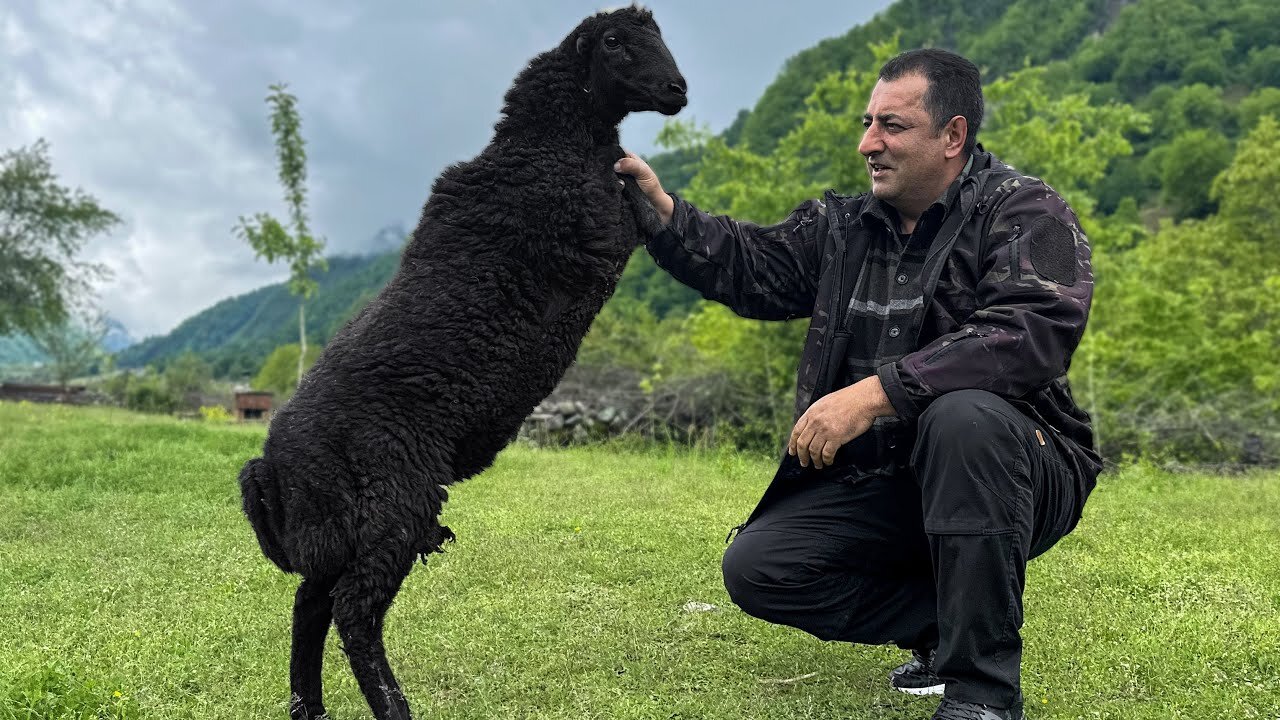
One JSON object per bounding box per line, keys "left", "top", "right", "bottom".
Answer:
{"left": 879, "top": 49, "right": 983, "bottom": 156}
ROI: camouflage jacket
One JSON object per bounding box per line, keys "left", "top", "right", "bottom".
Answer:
{"left": 645, "top": 149, "right": 1103, "bottom": 484}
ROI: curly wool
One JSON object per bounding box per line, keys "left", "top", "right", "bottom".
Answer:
{"left": 239, "top": 10, "right": 663, "bottom": 581}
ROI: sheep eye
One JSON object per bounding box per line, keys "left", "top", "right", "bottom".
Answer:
{"left": 604, "top": 36, "right": 621, "bottom": 49}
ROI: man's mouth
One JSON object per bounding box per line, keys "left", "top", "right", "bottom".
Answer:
{"left": 869, "top": 162, "right": 891, "bottom": 179}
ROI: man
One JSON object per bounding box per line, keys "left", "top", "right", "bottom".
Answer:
{"left": 615, "top": 49, "right": 1100, "bottom": 720}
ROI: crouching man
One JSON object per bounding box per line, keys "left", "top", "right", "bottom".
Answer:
{"left": 616, "top": 48, "right": 1101, "bottom": 720}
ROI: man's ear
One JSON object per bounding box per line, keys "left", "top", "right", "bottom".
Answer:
{"left": 576, "top": 35, "right": 589, "bottom": 56}
{"left": 944, "top": 115, "right": 968, "bottom": 160}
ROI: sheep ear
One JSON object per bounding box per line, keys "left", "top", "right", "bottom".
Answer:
{"left": 576, "top": 35, "right": 589, "bottom": 56}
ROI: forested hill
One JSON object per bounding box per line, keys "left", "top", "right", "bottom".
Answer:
{"left": 657, "top": 0, "right": 1278, "bottom": 200}
{"left": 117, "top": 0, "right": 1280, "bottom": 398}
{"left": 115, "top": 251, "right": 400, "bottom": 378}
{"left": 635, "top": 0, "right": 1280, "bottom": 316}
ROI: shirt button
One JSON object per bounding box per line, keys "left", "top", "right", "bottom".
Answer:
{"left": 888, "top": 326, "right": 901, "bottom": 338}
{"left": 896, "top": 273, "right": 908, "bottom": 285}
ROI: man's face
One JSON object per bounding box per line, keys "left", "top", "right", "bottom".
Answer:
{"left": 858, "top": 73, "right": 954, "bottom": 217}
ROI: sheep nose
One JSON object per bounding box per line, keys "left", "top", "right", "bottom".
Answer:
{"left": 668, "top": 79, "right": 687, "bottom": 96}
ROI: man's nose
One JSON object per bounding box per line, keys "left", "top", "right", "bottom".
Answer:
{"left": 858, "top": 126, "right": 880, "bottom": 157}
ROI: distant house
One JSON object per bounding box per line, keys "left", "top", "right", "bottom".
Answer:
{"left": 0, "top": 383, "right": 89, "bottom": 404}
{"left": 234, "top": 391, "right": 274, "bottom": 422}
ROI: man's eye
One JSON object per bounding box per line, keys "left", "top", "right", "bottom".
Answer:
{"left": 862, "top": 120, "right": 872, "bottom": 128}
{"left": 887, "top": 124, "right": 903, "bottom": 131}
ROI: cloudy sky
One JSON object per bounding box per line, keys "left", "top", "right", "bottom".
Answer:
{"left": 2, "top": 0, "right": 892, "bottom": 340}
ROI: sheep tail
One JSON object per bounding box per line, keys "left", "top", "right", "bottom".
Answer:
{"left": 238, "top": 457, "right": 294, "bottom": 574}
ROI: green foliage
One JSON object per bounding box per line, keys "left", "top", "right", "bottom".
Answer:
{"left": 29, "top": 312, "right": 107, "bottom": 388}
{"left": 1157, "top": 129, "right": 1233, "bottom": 219}
{"left": 1244, "top": 45, "right": 1280, "bottom": 87}
{"left": 95, "top": 353, "right": 214, "bottom": 414}
{"left": 0, "top": 140, "right": 119, "bottom": 337}
{"left": 1239, "top": 88, "right": 1280, "bottom": 131}
{"left": 105, "top": 371, "right": 179, "bottom": 415}
{"left": 198, "top": 405, "right": 234, "bottom": 423}
{"left": 236, "top": 84, "right": 326, "bottom": 302}
{"left": 982, "top": 67, "right": 1149, "bottom": 216}
{"left": 1210, "top": 115, "right": 1280, "bottom": 240}
{"left": 963, "top": 0, "right": 1105, "bottom": 76}
{"left": 162, "top": 351, "right": 214, "bottom": 399}
{"left": 1078, "top": 118, "right": 1280, "bottom": 461}
{"left": 1153, "top": 84, "right": 1233, "bottom": 142}
{"left": 235, "top": 83, "right": 327, "bottom": 387}
{"left": 252, "top": 343, "right": 320, "bottom": 400}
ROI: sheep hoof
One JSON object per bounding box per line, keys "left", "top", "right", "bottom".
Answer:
{"left": 288, "top": 693, "right": 329, "bottom": 720}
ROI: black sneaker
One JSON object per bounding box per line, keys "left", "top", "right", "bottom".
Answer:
{"left": 931, "top": 697, "right": 1026, "bottom": 720}
{"left": 889, "top": 648, "right": 944, "bottom": 696}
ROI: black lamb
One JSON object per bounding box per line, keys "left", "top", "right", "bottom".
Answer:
{"left": 237, "top": 7, "right": 686, "bottom": 720}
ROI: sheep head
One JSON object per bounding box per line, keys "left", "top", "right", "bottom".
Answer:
{"left": 570, "top": 6, "right": 687, "bottom": 117}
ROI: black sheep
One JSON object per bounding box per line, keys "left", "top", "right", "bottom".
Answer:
{"left": 237, "top": 7, "right": 686, "bottom": 720}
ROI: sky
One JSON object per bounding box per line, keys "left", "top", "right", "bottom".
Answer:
{"left": 1, "top": 0, "right": 893, "bottom": 341}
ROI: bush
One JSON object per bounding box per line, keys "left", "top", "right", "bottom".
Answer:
{"left": 198, "top": 405, "right": 234, "bottom": 424}
{"left": 252, "top": 343, "right": 321, "bottom": 401}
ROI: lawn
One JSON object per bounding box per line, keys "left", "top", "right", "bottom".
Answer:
{"left": 0, "top": 401, "right": 1277, "bottom": 719}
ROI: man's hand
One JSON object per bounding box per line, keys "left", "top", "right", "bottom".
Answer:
{"left": 788, "top": 374, "right": 896, "bottom": 469}
{"left": 614, "top": 151, "right": 674, "bottom": 226}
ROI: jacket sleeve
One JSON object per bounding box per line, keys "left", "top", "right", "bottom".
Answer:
{"left": 644, "top": 192, "right": 825, "bottom": 321}
{"left": 876, "top": 183, "right": 1094, "bottom": 420}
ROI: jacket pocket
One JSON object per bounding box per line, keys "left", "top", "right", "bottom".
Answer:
{"left": 923, "top": 327, "right": 989, "bottom": 366}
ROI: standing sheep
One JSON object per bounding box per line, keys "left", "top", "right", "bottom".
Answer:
{"left": 237, "top": 7, "right": 686, "bottom": 720}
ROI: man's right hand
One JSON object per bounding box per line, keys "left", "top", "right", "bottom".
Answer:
{"left": 614, "top": 151, "right": 674, "bottom": 226}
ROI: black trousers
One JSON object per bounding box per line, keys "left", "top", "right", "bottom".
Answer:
{"left": 721, "top": 389, "right": 1091, "bottom": 708}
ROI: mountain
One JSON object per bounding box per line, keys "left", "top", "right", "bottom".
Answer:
{"left": 116, "top": 250, "right": 401, "bottom": 378}
{"left": 102, "top": 317, "right": 135, "bottom": 353}
{"left": 0, "top": 316, "right": 135, "bottom": 367}
{"left": 0, "top": 334, "right": 45, "bottom": 366}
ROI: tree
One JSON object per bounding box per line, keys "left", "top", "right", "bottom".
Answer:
{"left": 235, "top": 83, "right": 327, "bottom": 388}
{"left": 1159, "top": 129, "right": 1232, "bottom": 220}
{"left": 163, "top": 351, "right": 213, "bottom": 399}
{"left": 253, "top": 343, "right": 321, "bottom": 401}
{"left": 1239, "top": 88, "right": 1280, "bottom": 132}
{"left": 0, "top": 140, "right": 119, "bottom": 336}
{"left": 1077, "top": 117, "right": 1280, "bottom": 461}
{"left": 30, "top": 311, "right": 108, "bottom": 389}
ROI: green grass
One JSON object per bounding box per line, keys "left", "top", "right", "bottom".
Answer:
{"left": 0, "top": 401, "right": 1277, "bottom": 719}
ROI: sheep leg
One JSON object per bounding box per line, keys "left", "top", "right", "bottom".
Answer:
{"left": 332, "top": 552, "right": 415, "bottom": 720}
{"left": 289, "top": 576, "right": 337, "bottom": 720}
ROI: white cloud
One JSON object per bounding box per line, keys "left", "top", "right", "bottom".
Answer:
{"left": 3, "top": 0, "right": 893, "bottom": 342}
{"left": 2, "top": 0, "right": 284, "bottom": 339}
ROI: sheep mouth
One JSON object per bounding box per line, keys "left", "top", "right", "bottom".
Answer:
{"left": 644, "top": 92, "right": 687, "bottom": 116}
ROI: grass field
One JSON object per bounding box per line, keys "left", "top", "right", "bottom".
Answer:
{"left": 0, "top": 401, "right": 1277, "bottom": 719}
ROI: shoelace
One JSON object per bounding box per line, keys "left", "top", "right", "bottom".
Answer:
{"left": 933, "top": 698, "right": 991, "bottom": 720}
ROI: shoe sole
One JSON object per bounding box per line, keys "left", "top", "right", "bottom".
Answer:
{"left": 891, "top": 682, "right": 945, "bottom": 696}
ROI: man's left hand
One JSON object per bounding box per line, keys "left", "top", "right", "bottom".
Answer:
{"left": 788, "top": 375, "right": 896, "bottom": 469}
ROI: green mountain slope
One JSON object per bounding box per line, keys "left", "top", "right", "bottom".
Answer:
{"left": 116, "top": 251, "right": 400, "bottom": 378}
{"left": 0, "top": 334, "right": 45, "bottom": 365}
